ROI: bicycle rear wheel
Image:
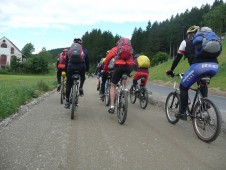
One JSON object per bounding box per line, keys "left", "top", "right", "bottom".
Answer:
{"left": 139, "top": 87, "right": 148, "bottom": 109}
{"left": 192, "top": 98, "right": 221, "bottom": 143}
{"left": 104, "top": 82, "right": 110, "bottom": 106}
{"left": 117, "top": 90, "right": 128, "bottom": 125}
{"left": 165, "top": 92, "right": 180, "bottom": 124}
{"left": 71, "top": 84, "right": 78, "bottom": 120}
{"left": 129, "top": 85, "right": 137, "bottom": 104}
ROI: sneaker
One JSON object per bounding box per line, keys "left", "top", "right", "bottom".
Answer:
{"left": 175, "top": 112, "right": 187, "bottom": 121}
{"left": 64, "top": 101, "right": 70, "bottom": 109}
{"left": 57, "top": 84, "right": 61, "bottom": 91}
{"left": 79, "top": 88, "right": 84, "bottom": 96}
{"left": 108, "top": 107, "right": 115, "bottom": 114}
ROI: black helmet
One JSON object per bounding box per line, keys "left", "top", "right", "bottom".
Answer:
{"left": 74, "top": 38, "right": 82, "bottom": 44}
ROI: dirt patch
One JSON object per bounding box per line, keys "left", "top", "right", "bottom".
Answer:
{"left": 151, "top": 80, "right": 226, "bottom": 97}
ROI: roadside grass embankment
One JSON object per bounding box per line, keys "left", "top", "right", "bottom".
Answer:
{"left": 0, "top": 74, "right": 56, "bottom": 120}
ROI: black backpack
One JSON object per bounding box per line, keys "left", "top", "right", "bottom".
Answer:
{"left": 68, "top": 43, "right": 85, "bottom": 64}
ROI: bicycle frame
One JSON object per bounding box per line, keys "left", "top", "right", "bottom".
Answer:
{"left": 172, "top": 73, "right": 210, "bottom": 118}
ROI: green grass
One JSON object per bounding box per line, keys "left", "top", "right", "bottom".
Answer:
{"left": 149, "top": 40, "right": 226, "bottom": 91}
{"left": 0, "top": 74, "right": 56, "bottom": 120}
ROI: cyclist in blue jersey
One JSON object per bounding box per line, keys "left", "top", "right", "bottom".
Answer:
{"left": 166, "top": 25, "right": 219, "bottom": 120}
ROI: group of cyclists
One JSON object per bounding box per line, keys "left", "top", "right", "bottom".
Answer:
{"left": 56, "top": 25, "right": 221, "bottom": 122}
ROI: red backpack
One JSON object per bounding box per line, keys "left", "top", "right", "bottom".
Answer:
{"left": 116, "top": 38, "right": 133, "bottom": 60}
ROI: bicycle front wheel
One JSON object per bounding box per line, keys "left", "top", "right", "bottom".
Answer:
{"left": 139, "top": 87, "right": 148, "bottom": 109}
{"left": 117, "top": 90, "right": 128, "bottom": 125}
{"left": 192, "top": 98, "right": 222, "bottom": 143}
{"left": 71, "top": 84, "right": 78, "bottom": 120}
{"left": 104, "top": 83, "right": 110, "bottom": 106}
{"left": 129, "top": 85, "right": 137, "bottom": 104}
{"left": 165, "top": 92, "right": 180, "bottom": 124}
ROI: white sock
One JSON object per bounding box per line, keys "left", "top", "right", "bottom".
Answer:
{"left": 110, "top": 105, "right": 114, "bottom": 108}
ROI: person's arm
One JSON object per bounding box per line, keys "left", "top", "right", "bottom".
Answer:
{"left": 103, "top": 47, "right": 117, "bottom": 73}
{"left": 170, "top": 53, "right": 183, "bottom": 71}
{"left": 56, "top": 55, "right": 59, "bottom": 68}
{"left": 166, "top": 40, "right": 185, "bottom": 76}
{"left": 65, "top": 55, "right": 69, "bottom": 73}
{"left": 84, "top": 48, "right": 89, "bottom": 72}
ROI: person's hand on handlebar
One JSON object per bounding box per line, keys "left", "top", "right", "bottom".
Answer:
{"left": 166, "top": 70, "right": 174, "bottom": 77}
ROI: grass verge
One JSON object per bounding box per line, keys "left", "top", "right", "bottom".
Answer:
{"left": 0, "top": 74, "right": 56, "bottom": 120}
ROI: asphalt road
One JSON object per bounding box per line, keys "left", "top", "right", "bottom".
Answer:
{"left": 0, "top": 78, "right": 226, "bottom": 170}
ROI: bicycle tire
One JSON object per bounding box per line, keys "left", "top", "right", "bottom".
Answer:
{"left": 129, "top": 85, "right": 137, "bottom": 104}
{"left": 60, "top": 79, "right": 65, "bottom": 104}
{"left": 117, "top": 90, "right": 128, "bottom": 125}
{"left": 104, "top": 82, "right": 110, "bottom": 106}
{"left": 71, "top": 84, "right": 77, "bottom": 120}
{"left": 139, "top": 87, "right": 148, "bottom": 109}
{"left": 192, "top": 98, "right": 222, "bottom": 143}
{"left": 165, "top": 92, "right": 180, "bottom": 124}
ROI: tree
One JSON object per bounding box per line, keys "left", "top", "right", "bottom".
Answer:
{"left": 10, "top": 56, "right": 22, "bottom": 72}
{"left": 21, "top": 43, "right": 35, "bottom": 58}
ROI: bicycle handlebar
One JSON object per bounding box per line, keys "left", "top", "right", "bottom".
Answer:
{"left": 171, "top": 73, "right": 184, "bottom": 78}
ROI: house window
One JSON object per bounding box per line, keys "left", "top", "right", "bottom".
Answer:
{"left": 1, "top": 43, "right": 7, "bottom": 48}
{"left": 0, "top": 55, "right": 7, "bottom": 66}
{"left": 11, "top": 47, "right": 14, "bottom": 54}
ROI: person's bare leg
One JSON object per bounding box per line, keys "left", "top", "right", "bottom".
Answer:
{"left": 108, "top": 83, "right": 116, "bottom": 113}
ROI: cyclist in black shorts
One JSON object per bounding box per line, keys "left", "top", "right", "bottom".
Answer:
{"left": 103, "top": 38, "right": 134, "bottom": 113}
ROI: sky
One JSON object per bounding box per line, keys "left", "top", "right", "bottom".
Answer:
{"left": 0, "top": 0, "right": 218, "bottom": 54}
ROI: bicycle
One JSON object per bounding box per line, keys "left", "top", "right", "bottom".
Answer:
{"left": 129, "top": 76, "right": 149, "bottom": 109}
{"left": 104, "top": 72, "right": 112, "bottom": 106}
{"left": 60, "top": 71, "right": 66, "bottom": 104}
{"left": 115, "top": 73, "right": 129, "bottom": 125}
{"left": 69, "top": 71, "right": 80, "bottom": 120}
{"left": 165, "top": 73, "right": 222, "bottom": 143}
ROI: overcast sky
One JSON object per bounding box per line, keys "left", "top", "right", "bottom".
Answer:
{"left": 0, "top": 0, "right": 218, "bottom": 53}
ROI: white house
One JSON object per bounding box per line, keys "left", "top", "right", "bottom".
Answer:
{"left": 0, "top": 36, "right": 25, "bottom": 68}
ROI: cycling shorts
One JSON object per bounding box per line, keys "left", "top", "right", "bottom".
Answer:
{"left": 111, "top": 65, "right": 133, "bottom": 85}
{"left": 180, "top": 62, "right": 219, "bottom": 88}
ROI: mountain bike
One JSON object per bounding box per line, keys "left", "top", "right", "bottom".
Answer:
{"left": 69, "top": 71, "right": 80, "bottom": 120}
{"left": 115, "top": 73, "right": 129, "bottom": 125}
{"left": 129, "top": 76, "right": 149, "bottom": 109}
{"left": 165, "top": 73, "right": 222, "bottom": 143}
{"left": 104, "top": 72, "right": 112, "bottom": 106}
{"left": 60, "top": 71, "right": 66, "bottom": 104}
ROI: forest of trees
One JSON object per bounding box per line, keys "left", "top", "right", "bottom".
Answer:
{"left": 76, "top": 0, "right": 225, "bottom": 68}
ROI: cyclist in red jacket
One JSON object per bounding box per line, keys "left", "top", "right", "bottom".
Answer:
{"left": 103, "top": 38, "right": 134, "bottom": 113}
{"left": 56, "top": 48, "right": 68, "bottom": 91}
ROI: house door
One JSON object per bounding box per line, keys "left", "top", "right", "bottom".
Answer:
{"left": 0, "top": 55, "right": 7, "bottom": 67}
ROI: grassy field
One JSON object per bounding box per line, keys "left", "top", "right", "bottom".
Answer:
{"left": 0, "top": 74, "right": 56, "bottom": 120}
{"left": 149, "top": 40, "right": 226, "bottom": 91}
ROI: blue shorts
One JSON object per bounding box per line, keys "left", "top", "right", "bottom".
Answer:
{"left": 180, "top": 62, "right": 219, "bottom": 88}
